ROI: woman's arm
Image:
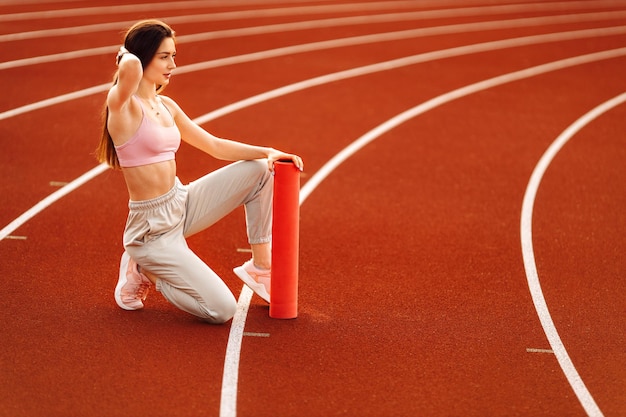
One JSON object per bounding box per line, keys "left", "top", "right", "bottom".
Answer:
{"left": 163, "top": 96, "right": 304, "bottom": 171}
{"left": 107, "top": 48, "right": 142, "bottom": 113}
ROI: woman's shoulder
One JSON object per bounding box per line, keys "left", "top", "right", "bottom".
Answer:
{"left": 159, "top": 95, "right": 179, "bottom": 110}
{"left": 159, "top": 95, "right": 177, "bottom": 107}
{"left": 159, "top": 95, "right": 188, "bottom": 120}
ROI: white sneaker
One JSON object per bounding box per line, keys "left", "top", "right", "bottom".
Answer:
{"left": 234, "top": 260, "right": 270, "bottom": 303}
{"left": 114, "top": 252, "right": 151, "bottom": 310}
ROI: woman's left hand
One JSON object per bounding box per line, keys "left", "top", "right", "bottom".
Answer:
{"left": 267, "top": 148, "right": 304, "bottom": 173}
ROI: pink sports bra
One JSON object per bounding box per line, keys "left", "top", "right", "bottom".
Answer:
{"left": 115, "top": 96, "right": 181, "bottom": 168}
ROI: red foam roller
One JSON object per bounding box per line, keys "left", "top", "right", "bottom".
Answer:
{"left": 270, "top": 160, "right": 300, "bottom": 319}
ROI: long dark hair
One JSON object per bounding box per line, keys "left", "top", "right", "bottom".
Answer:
{"left": 96, "top": 20, "right": 175, "bottom": 169}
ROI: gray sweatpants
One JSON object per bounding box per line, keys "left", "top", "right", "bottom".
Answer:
{"left": 121, "top": 159, "right": 273, "bottom": 323}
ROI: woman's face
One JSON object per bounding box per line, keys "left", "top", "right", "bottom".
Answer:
{"left": 144, "top": 37, "right": 176, "bottom": 87}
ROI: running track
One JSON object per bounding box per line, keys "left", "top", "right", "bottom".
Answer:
{"left": 1, "top": 1, "right": 625, "bottom": 416}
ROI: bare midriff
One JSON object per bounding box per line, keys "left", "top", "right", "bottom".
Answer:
{"left": 121, "top": 159, "right": 177, "bottom": 201}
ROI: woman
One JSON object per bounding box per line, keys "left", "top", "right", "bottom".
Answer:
{"left": 96, "top": 20, "right": 304, "bottom": 323}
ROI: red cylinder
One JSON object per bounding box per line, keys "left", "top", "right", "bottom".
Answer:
{"left": 270, "top": 160, "right": 300, "bottom": 319}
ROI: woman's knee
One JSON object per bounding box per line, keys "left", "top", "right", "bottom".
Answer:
{"left": 243, "top": 159, "right": 272, "bottom": 181}
{"left": 203, "top": 298, "right": 237, "bottom": 324}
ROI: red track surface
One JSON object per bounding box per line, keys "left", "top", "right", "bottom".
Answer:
{"left": 1, "top": 1, "right": 625, "bottom": 416}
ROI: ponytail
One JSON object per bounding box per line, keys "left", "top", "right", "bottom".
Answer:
{"left": 95, "top": 74, "right": 121, "bottom": 169}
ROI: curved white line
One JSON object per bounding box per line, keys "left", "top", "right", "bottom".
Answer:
{"left": 0, "top": 164, "right": 108, "bottom": 241}
{"left": 220, "top": 51, "right": 626, "bottom": 416}
{"left": 0, "top": 84, "right": 109, "bottom": 121}
{"left": 220, "top": 286, "right": 253, "bottom": 417}
{"left": 521, "top": 92, "right": 626, "bottom": 417}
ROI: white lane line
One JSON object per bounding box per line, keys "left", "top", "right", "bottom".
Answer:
{"left": 0, "top": 164, "right": 108, "bottom": 240}
{"left": 521, "top": 92, "right": 626, "bottom": 417}
{"left": 220, "top": 286, "right": 253, "bottom": 417}
{"left": 0, "top": 84, "right": 109, "bottom": 121}
{"left": 220, "top": 49, "right": 626, "bottom": 416}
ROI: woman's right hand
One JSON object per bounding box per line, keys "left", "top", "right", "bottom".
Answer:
{"left": 267, "top": 148, "right": 304, "bottom": 173}
{"left": 116, "top": 46, "right": 130, "bottom": 66}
